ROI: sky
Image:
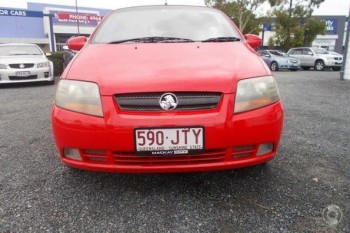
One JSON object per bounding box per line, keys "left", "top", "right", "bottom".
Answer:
{"left": 0, "top": 0, "right": 348, "bottom": 16}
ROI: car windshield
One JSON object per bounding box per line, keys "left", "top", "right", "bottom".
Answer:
{"left": 91, "top": 6, "right": 241, "bottom": 43}
{"left": 313, "top": 48, "right": 329, "bottom": 55}
{"left": 0, "top": 45, "right": 43, "bottom": 56}
{"left": 270, "top": 51, "right": 287, "bottom": 57}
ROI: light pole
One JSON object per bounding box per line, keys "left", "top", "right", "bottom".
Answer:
{"left": 75, "top": 0, "right": 80, "bottom": 35}
{"left": 260, "top": 24, "right": 266, "bottom": 49}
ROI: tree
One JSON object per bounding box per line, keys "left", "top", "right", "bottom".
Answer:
{"left": 205, "top": 0, "right": 283, "bottom": 34}
{"left": 269, "top": 0, "right": 326, "bottom": 51}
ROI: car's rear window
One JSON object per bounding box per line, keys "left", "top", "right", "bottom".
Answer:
{"left": 0, "top": 45, "right": 43, "bottom": 56}
{"left": 313, "top": 48, "right": 329, "bottom": 55}
{"left": 270, "top": 51, "right": 286, "bottom": 57}
{"left": 91, "top": 6, "right": 241, "bottom": 43}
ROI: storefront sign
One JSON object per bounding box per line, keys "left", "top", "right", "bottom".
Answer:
{"left": 0, "top": 8, "right": 43, "bottom": 17}
{"left": 325, "top": 19, "right": 337, "bottom": 33}
{"left": 52, "top": 11, "right": 103, "bottom": 26}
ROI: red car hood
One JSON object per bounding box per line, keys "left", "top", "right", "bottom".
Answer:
{"left": 65, "top": 43, "right": 269, "bottom": 95}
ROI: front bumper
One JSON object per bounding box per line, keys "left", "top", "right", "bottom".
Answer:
{"left": 0, "top": 67, "right": 54, "bottom": 84}
{"left": 279, "top": 62, "right": 300, "bottom": 70}
{"left": 324, "top": 60, "right": 342, "bottom": 67}
{"left": 51, "top": 94, "right": 284, "bottom": 173}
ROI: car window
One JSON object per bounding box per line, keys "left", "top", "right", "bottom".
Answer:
{"left": 92, "top": 6, "right": 241, "bottom": 43}
{"left": 303, "top": 48, "right": 313, "bottom": 55}
{"left": 290, "top": 49, "right": 302, "bottom": 55}
{"left": 313, "top": 48, "right": 329, "bottom": 54}
{"left": 0, "top": 45, "right": 43, "bottom": 56}
{"left": 270, "top": 51, "right": 285, "bottom": 57}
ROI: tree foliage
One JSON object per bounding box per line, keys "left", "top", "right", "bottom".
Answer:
{"left": 269, "top": 0, "right": 326, "bottom": 51}
{"left": 205, "top": 0, "right": 283, "bottom": 34}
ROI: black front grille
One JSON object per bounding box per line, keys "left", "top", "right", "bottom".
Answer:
{"left": 334, "top": 57, "right": 342, "bottom": 61}
{"left": 9, "top": 75, "right": 37, "bottom": 80}
{"left": 9, "top": 63, "right": 34, "bottom": 68}
{"left": 112, "top": 149, "right": 226, "bottom": 165}
{"left": 115, "top": 92, "right": 222, "bottom": 111}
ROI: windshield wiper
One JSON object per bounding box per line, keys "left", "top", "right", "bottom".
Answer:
{"left": 201, "top": 37, "right": 241, "bottom": 42}
{"left": 109, "top": 36, "right": 194, "bottom": 44}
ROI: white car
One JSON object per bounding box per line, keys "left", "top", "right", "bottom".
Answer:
{"left": 287, "top": 47, "right": 343, "bottom": 71}
{"left": 0, "top": 43, "right": 54, "bottom": 84}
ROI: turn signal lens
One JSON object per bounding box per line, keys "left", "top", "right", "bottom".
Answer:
{"left": 234, "top": 76, "right": 280, "bottom": 113}
{"left": 55, "top": 80, "right": 103, "bottom": 117}
{"left": 63, "top": 148, "right": 82, "bottom": 160}
{"left": 257, "top": 143, "right": 273, "bottom": 156}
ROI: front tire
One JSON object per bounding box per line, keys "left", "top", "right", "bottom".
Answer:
{"left": 315, "top": 60, "right": 325, "bottom": 71}
{"left": 290, "top": 68, "right": 298, "bottom": 71}
{"left": 270, "top": 61, "right": 279, "bottom": 71}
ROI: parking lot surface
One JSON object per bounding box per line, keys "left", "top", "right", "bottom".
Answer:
{"left": 0, "top": 71, "right": 349, "bottom": 232}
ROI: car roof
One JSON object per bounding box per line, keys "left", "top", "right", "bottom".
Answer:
{"left": 112, "top": 5, "right": 212, "bottom": 12}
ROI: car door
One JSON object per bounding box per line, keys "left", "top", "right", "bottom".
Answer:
{"left": 258, "top": 51, "right": 271, "bottom": 66}
{"left": 289, "top": 49, "right": 305, "bottom": 65}
{"left": 302, "top": 48, "right": 315, "bottom": 66}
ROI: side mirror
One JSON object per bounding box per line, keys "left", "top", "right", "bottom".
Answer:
{"left": 67, "top": 36, "right": 87, "bottom": 51}
{"left": 307, "top": 51, "right": 313, "bottom": 56}
{"left": 244, "top": 34, "right": 262, "bottom": 49}
{"left": 45, "top": 52, "right": 52, "bottom": 57}
{"left": 264, "top": 54, "right": 271, "bottom": 58}
{"left": 62, "top": 45, "right": 69, "bottom": 50}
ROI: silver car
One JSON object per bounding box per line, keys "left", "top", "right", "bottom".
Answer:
{"left": 257, "top": 50, "right": 300, "bottom": 71}
{"left": 287, "top": 47, "right": 343, "bottom": 71}
{"left": 0, "top": 43, "right": 54, "bottom": 84}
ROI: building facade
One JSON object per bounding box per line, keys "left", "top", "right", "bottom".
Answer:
{"left": 259, "top": 15, "right": 348, "bottom": 54}
{"left": 0, "top": 2, "right": 111, "bottom": 52}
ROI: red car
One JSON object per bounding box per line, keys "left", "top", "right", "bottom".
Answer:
{"left": 51, "top": 5, "right": 283, "bottom": 173}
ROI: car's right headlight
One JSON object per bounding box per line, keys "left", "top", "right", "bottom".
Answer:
{"left": 0, "top": 64, "right": 6, "bottom": 69}
{"left": 234, "top": 76, "right": 280, "bottom": 114}
{"left": 55, "top": 80, "right": 103, "bottom": 117}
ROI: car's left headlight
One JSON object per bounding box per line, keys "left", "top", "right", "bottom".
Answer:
{"left": 37, "top": 62, "right": 49, "bottom": 68}
{"left": 55, "top": 80, "right": 103, "bottom": 117}
{"left": 0, "top": 64, "right": 7, "bottom": 69}
{"left": 234, "top": 76, "right": 280, "bottom": 113}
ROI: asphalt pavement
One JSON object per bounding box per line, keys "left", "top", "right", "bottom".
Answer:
{"left": 0, "top": 71, "right": 349, "bottom": 232}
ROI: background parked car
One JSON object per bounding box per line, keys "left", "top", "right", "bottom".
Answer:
{"left": 287, "top": 47, "right": 343, "bottom": 71}
{"left": 257, "top": 50, "right": 300, "bottom": 71}
{"left": 0, "top": 43, "right": 54, "bottom": 84}
{"left": 62, "top": 45, "right": 78, "bottom": 70}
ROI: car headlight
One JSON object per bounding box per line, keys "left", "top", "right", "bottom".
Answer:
{"left": 55, "top": 80, "right": 103, "bottom": 117}
{"left": 0, "top": 64, "right": 7, "bottom": 69}
{"left": 37, "top": 62, "right": 49, "bottom": 68}
{"left": 234, "top": 76, "right": 280, "bottom": 113}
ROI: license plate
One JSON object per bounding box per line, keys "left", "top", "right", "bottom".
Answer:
{"left": 135, "top": 127, "right": 204, "bottom": 155}
{"left": 15, "top": 71, "right": 31, "bottom": 77}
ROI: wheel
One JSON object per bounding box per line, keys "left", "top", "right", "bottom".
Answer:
{"left": 290, "top": 68, "right": 298, "bottom": 71}
{"left": 315, "top": 60, "right": 325, "bottom": 71}
{"left": 270, "top": 61, "right": 279, "bottom": 71}
{"left": 301, "top": 66, "right": 310, "bottom": 70}
{"left": 332, "top": 67, "right": 341, "bottom": 71}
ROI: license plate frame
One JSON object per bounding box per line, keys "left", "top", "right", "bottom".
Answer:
{"left": 15, "top": 71, "right": 31, "bottom": 77}
{"left": 134, "top": 127, "right": 205, "bottom": 155}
